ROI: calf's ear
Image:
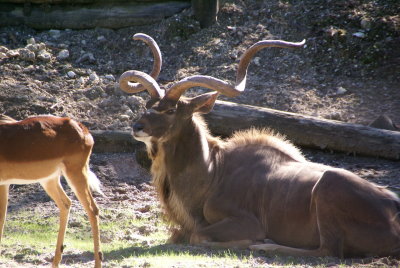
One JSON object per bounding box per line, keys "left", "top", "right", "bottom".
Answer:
{"left": 190, "top": 92, "right": 219, "bottom": 114}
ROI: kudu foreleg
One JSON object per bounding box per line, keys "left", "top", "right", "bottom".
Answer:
{"left": 190, "top": 214, "right": 264, "bottom": 249}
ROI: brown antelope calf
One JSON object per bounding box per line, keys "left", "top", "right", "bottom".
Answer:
{"left": 0, "top": 115, "right": 103, "bottom": 267}
{"left": 119, "top": 33, "right": 400, "bottom": 258}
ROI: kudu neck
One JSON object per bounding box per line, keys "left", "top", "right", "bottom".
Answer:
{"left": 158, "top": 114, "right": 216, "bottom": 174}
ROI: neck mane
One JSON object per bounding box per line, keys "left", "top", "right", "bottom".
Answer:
{"left": 147, "top": 113, "right": 221, "bottom": 229}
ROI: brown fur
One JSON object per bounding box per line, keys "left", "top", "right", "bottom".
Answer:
{"left": 0, "top": 115, "right": 102, "bottom": 267}
{"left": 133, "top": 93, "right": 400, "bottom": 258}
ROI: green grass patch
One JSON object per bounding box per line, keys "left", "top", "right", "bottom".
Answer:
{"left": 1, "top": 208, "right": 393, "bottom": 267}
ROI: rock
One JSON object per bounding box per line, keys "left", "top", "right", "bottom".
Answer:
{"left": 97, "top": 35, "right": 106, "bottom": 42}
{"left": 76, "top": 76, "right": 85, "bottom": 86}
{"left": 227, "top": 26, "right": 237, "bottom": 32}
{"left": 119, "top": 114, "right": 130, "bottom": 121}
{"left": 57, "top": 49, "right": 70, "bottom": 61}
{"left": 26, "top": 44, "right": 36, "bottom": 52}
{"left": 327, "top": 112, "right": 342, "bottom": 121}
{"left": 10, "top": 64, "right": 22, "bottom": 70}
{"left": 127, "top": 95, "right": 144, "bottom": 106}
{"left": 353, "top": 32, "right": 366, "bottom": 38}
{"left": 105, "top": 83, "right": 121, "bottom": 96}
{"left": 26, "top": 43, "right": 46, "bottom": 53}
{"left": 0, "top": 52, "right": 7, "bottom": 59}
{"left": 67, "top": 71, "right": 77, "bottom": 78}
{"left": 6, "top": 50, "right": 19, "bottom": 58}
{"left": 253, "top": 57, "right": 261, "bottom": 66}
{"left": 48, "top": 29, "right": 61, "bottom": 39}
{"left": 76, "top": 52, "right": 95, "bottom": 63}
{"left": 104, "top": 74, "right": 115, "bottom": 81}
{"left": 84, "top": 86, "right": 104, "bottom": 100}
{"left": 37, "top": 50, "right": 52, "bottom": 62}
{"left": 19, "top": 48, "right": 36, "bottom": 61}
{"left": 369, "top": 115, "right": 399, "bottom": 131}
{"left": 360, "top": 18, "right": 372, "bottom": 30}
{"left": 26, "top": 37, "right": 35, "bottom": 45}
{"left": 0, "top": 46, "right": 8, "bottom": 53}
{"left": 336, "top": 87, "right": 347, "bottom": 95}
{"left": 89, "top": 72, "right": 99, "bottom": 83}
{"left": 24, "top": 65, "right": 35, "bottom": 73}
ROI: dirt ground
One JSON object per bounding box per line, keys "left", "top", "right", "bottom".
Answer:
{"left": 0, "top": 0, "right": 399, "bottom": 266}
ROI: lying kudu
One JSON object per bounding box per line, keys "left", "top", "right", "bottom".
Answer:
{"left": 0, "top": 115, "right": 103, "bottom": 267}
{"left": 119, "top": 34, "right": 400, "bottom": 258}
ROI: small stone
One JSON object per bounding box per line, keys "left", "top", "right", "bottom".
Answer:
{"left": 336, "top": 87, "right": 347, "bottom": 95}
{"left": 227, "top": 26, "right": 237, "bottom": 32}
{"left": 104, "top": 74, "right": 115, "bottom": 81}
{"left": 26, "top": 44, "right": 35, "bottom": 52}
{"left": 67, "top": 71, "right": 77, "bottom": 78}
{"left": 119, "top": 114, "right": 130, "bottom": 121}
{"left": 26, "top": 37, "right": 36, "bottom": 45}
{"left": 89, "top": 72, "right": 99, "bottom": 82}
{"left": 253, "top": 57, "right": 261, "bottom": 66}
{"left": 10, "top": 64, "right": 22, "bottom": 70}
{"left": 19, "top": 48, "right": 36, "bottom": 61}
{"left": 6, "top": 50, "right": 19, "bottom": 58}
{"left": 360, "top": 18, "right": 372, "bottom": 30}
{"left": 76, "top": 52, "right": 95, "bottom": 63}
{"left": 0, "top": 52, "right": 7, "bottom": 59}
{"left": 24, "top": 65, "right": 35, "bottom": 73}
{"left": 81, "top": 40, "right": 87, "bottom": 45}
{"left": 26, "top": 43, "right": 46, "bottom": 53}
{"left": 97, "top": 35, "right": 106, "bottom": 42}
{"left": 127, "top": 95, "right": 143, "bottom": 106}
{"left": 37, "top": 50, "right": 52, "bottom": 62}
{"left": 75, "top": 76, "right": 85, "bottom": 86}
{"left": 49, "top": 29, "right": 61, "bottom": 38}
{"left": 353, "top": 32, "right": 365, "bottom": 38}
{"left": 327, "top": 112, "right": 342, "bottom": 121}
{"left": 57, "top": 49, "right": 70, "bottom": 60}
{"left": 84, "top": 86, "right": 104, "bottom": 100}
{"left": 0, "top": 46, "right": 8, "bottom": 53}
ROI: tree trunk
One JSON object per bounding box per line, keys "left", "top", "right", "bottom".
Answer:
{"left": 191, "top": 0, "right": 219, "bottom": 28}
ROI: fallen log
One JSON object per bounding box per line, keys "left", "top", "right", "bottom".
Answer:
{"left": 205, "top": 100, "right": 400, "bottom": 160}
{"left": 0, "top": 1, "right": 190, "bottom": 29}
{"left": 91, "top": 101, "right": 400, "bottom": 160}
{"left": 91, "top": 129, "right": 152, "bottom": 169}
{"left": 91, "top": 130, "right": 138, "bottom": 153}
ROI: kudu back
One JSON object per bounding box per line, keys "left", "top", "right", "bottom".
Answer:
{"left": 120, "top": 33, "right": 400, "bottom": 258}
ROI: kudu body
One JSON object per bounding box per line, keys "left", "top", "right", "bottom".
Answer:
{"left": 0, "top": 115, "right": 103, "bottom": 267}
{"left": 120, "top": 34, "right": 400, "bottom": 258}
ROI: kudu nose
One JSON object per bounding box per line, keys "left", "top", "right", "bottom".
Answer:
{"left": 133, "top": 122, "right": 144, "bottom": 132}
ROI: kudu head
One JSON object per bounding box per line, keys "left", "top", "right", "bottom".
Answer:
{"left": 119, "top": 33, "right": 305, "bottom": 143}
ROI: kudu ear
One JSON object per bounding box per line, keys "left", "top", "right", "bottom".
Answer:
{"left": 190, "top": 92, "right": 219, "bottom": 114}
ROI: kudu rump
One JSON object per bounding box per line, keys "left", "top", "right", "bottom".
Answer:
{"left": 0, "top": 115, "right": 103, "bottom": 267}
{"left": 120, "top": 34, "right": 400, "bottom": 258}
